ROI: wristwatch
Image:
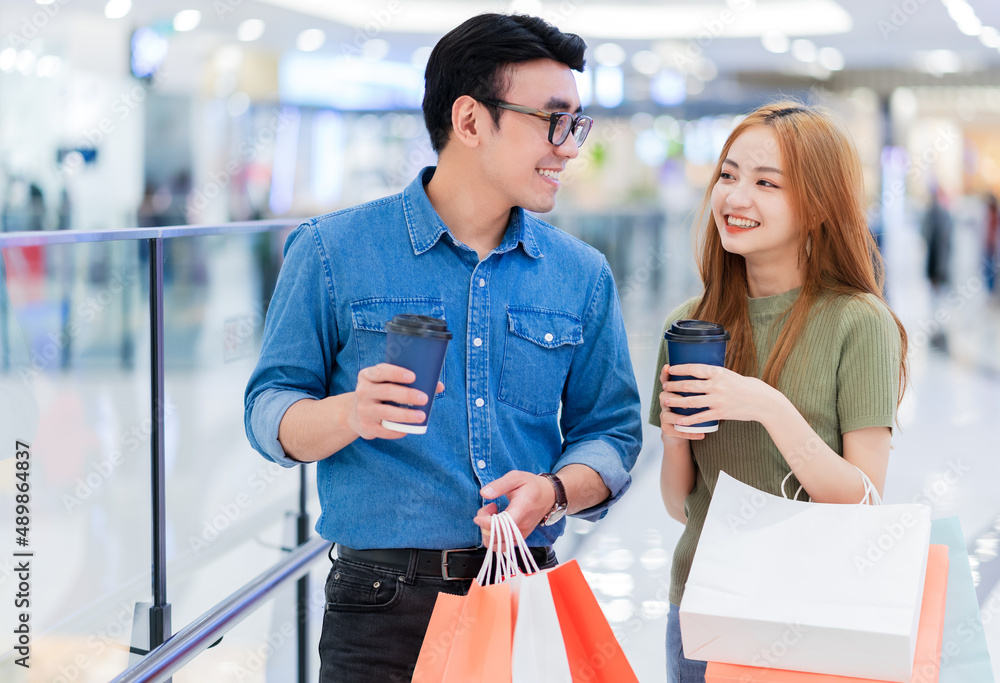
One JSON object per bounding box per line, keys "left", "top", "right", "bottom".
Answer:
{"left": 540, "top": 472, "right": 568, "bottom": 526}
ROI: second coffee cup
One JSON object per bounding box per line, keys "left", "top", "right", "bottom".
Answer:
{"left": 664, "top": 320, "right": 730, "bottom": 434}
{"left": 381, "top": 314, "right": 452, "bottom": 435}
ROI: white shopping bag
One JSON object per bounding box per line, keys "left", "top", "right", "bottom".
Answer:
{"left": 680, "top": 471, "right": 931, "bottom": 682}
{"left": 511, "top": 570, "right": 573, "bottom": 682}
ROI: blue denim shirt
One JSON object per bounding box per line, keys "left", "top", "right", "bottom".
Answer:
{"left": 244, "top": 167, "right": 641, "bottom": 549}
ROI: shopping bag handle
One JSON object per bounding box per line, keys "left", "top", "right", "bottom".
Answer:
{"left": 781, "top": 466, "right": 882, "bottom": 505}
{"left": 475, "top": 512, "right": 542, "bottom": 585}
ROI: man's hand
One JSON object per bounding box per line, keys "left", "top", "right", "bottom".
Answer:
{"left": 474, "top": 471, "right": 557, "bottom": 546}
{"left": 347, "top": 364, "right": 444, "bottom": 440}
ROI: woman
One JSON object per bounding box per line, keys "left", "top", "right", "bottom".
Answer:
{"left": 649, "top": 102, "right": 908, "bottom": 683}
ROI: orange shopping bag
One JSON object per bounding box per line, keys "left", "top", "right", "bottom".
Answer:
{"left": 548, "top": 559, "right": 640, "bottom": 683}
{"left": 705, "top": 543, "right": 950, "bottom": 683}
{"left": 412, "top": 515, "right": 519, "bottom": 683}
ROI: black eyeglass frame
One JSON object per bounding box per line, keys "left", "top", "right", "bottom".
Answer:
{"left": 475, "top": 98, "right": 593, "bottom": 147}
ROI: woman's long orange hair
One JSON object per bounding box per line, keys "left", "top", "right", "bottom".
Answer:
{"left": 691, "top": 101, "right": 908, "bottom": 405}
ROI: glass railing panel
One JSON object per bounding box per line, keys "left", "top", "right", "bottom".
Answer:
{"left": 0, "top": 238, "right": 152, "bottom": 680}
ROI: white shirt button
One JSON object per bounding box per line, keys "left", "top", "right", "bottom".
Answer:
{"left": 475, "top": 398, "right": 485, "bottom": 407}
{"left": 477, "top": 460, "right": 486, "bottom": 470}
{"left": 479, "top": 278, "right": 486, "bottom": 287}
{"left": 473, "top": 337, "right": 482, "bottom": 347}
{"left": 544, "top": 333, "right": 554, "bottom": 342}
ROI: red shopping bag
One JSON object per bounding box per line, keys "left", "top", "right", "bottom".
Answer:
{"left": 705, "top": 543, "right": 949, "bottom": 683}
{"left": 548, "top": 559, "right": 640, "bottom": 683}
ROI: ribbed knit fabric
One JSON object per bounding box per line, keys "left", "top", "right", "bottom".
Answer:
{"left": 647, "top": 287, "right": 902, "bottom": 606}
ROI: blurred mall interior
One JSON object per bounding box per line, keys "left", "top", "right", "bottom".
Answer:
{"left": 1, "top": 0, "right": 999, "bottom": 680}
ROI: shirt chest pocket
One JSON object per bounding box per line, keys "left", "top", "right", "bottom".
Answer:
{"left": 498, "top": 307, "right": 583, "bottom": 416}
{"left": 350, "top": 297, "right": 446, "bottom": 395}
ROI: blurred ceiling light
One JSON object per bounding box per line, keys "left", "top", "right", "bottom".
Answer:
{"left": 957, "top": 17, "right": 983, "bottom": 36}
{"left": 651, "top": 70, "right": 686, "bottom": 107}
{"left": 104, "top": 0, "right": 131, "bottom": 20}
{"left": 411, "top": 46, "right": 433, "bottom": 69}
{"left": 35, "top": 55, "right": 61, "bottom": 77}
{"left": 507, "top": 0, "right": 544, "bottom": 14}
{"left": 255, "top": 0, "right": 851, "bottom": 39}
{"left": 227, "top": 91, "right": 251, "bottom": 117}
{"left": 631, "top": 50, "right": 661, "bottom": 75}
{"left": 0, "top": 48, "right": 16, "bottom": 73}
{"left": 946, "top": 2, "right": 976, "bottom": 23}
{"left": 594, "top": 43, "right": 627, "bottom": 67}
{"left": 761, "top": 30, "right": 789, "bottom": 53}
{"left": 818, "top": 46, "right": 844, "bottom": 71}
{"left": 791, "top": 39, "right": 817, "bottom": 62}
{"left": 594, "top": 65, "right": 624, "bottom": 108}
{"left": 237, "top": 19, "right": 266, "bottom": 42}
{"left": 174, "top": 10, "right": 201, "bottom": 32}
{"left": 297, "top": 29, "right": 326, "bottom": 52}
{"left": 686, "top": 78, "right": 705, "bottom": 96}
{"left": 979, "top": 26, "right": 1000, "bottom": 48}
{"left": 213, "top": 45, "right": 243, "bottom": 71}
{"left": 362, "top": 38, "right": 390, "bottom": 61}
{"left": 16, "top": 51, "right": 36, "bottom": 75}
{"left": 35, "top": 0, "right": 55, "bottom": 4}
{"left": 921, "top": 49, "right": 962, "bottom": 74}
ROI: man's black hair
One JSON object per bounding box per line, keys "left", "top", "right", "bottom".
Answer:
{"left": 422, "top": 13, "right": 587, "bottom": 154}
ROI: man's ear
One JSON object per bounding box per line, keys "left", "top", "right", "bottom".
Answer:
{"left": 450, "top": 95, "right": 485, "bottom": 149}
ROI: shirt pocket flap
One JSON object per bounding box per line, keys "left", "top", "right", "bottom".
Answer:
{"left": 506, "top": 307, "right": 583, "bottom": 349}
{"left": 350, "top": 298, "right": 446, "bottom": 333}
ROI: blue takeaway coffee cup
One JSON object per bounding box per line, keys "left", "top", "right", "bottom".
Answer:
{"left": 381, "top": 314, "right": 452, "bottom": 435}
{"left": 664, "top": 320, "right": 730, "bottom": 433}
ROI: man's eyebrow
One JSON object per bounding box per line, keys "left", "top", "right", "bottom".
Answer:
{"left": 544, "top": 97, "right": 582, "bottom": 113}
{"left": 722, "top": 159, "right": 783, "bottom": 175}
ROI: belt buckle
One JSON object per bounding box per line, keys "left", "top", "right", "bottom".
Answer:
{"left": 441, "top": 547, "right": 480, "bottom": 581}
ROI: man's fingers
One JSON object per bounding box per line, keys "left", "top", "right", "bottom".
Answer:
{"left": 361, "top": 363, "right": 416, "bottom": 385}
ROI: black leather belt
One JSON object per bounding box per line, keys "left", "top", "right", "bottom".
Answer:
{"left": 336, "top": 545, "right": 552, "bottom": 581}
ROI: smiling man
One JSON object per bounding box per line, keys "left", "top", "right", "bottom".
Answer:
{"left": 244, "top": 13, "right": 641, "bottom": 681}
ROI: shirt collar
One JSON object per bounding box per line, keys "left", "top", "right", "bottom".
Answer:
{"left": 402, "top": 167, "right": 543, "bottom": 259}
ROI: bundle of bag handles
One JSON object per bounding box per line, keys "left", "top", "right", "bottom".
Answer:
{"left": 476, "top": 512, "right": 541, "bottom": 586}
{"left": 780, "top": 465, "right": 882, "bottom": 506}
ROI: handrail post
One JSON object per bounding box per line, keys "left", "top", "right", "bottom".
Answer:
{"left": 296, "top": 466, "right": 310, "bottom": 683}
{"left": 148, "top": 237, "right": 172, "bottom": 661}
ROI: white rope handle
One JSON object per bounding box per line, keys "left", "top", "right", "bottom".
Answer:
{"left": 474, "top": 512, "right": 541, "bottom": 585}
{"left": 781, "top": 466, "right": 881, "bottom": 505}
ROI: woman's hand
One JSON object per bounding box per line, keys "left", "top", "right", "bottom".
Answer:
{"left": 661, "top": 363, "right": 781, "bottom": 428}
{"left": 658, "top": 364, "right": 705, "bottom": 440}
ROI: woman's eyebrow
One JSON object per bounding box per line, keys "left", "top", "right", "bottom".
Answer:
{"left": 722, "top": 159, "right": 783, "bottom": 175}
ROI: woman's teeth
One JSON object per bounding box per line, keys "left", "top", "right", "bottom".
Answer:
{"left": 728, "top": 216, "right": 760, "bottom": 228}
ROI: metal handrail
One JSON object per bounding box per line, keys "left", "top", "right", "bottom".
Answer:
{"left": 0, "top": 219, "right": 301, "bottom": 247}
{"left": 110, "top": 536, "right": 332, "bottom": 683}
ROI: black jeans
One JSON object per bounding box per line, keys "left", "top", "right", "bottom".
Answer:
{"left": 318, "top": 547, "right": 557, "bottom": 682}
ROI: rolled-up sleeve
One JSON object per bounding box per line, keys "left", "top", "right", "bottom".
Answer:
{"left": 556, "top": 259, "right": 642, "bottom": 521}
{"left": 244, "top": 223, "right": 339, "bottom": 467}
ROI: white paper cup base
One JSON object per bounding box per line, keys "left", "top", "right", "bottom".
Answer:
{"left": 675, "top": 423, "right": 718, "bottom": 434}
{"left": 381, "top": 420, "right": 427, "bottom": 434}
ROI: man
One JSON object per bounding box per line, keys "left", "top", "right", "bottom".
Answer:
{"left": 244, "top": 13, "right": 642, "bottom": 681}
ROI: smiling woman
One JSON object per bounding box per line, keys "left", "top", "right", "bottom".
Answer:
{"left": 649, "top": 101, "right": 911, "bottom": 683}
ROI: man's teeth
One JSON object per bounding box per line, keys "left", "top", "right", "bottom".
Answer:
{"left": 728, "top": 217, "right": 760, "bottom": 228}
{"left": 537, "top": 169, "right": 560, "bottom": 180}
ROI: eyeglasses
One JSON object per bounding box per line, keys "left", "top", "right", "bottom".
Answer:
{"left": 476, "top": 98, "right": 593, "bottom": 147}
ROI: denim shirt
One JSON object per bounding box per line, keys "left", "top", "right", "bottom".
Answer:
{"left": 244, "top": 167, "right": 642, "bottom": 549}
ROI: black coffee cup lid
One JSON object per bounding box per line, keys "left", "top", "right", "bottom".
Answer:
{"left": 385, "top": 314, "right": 453, "bottom": 340}
{"left": 664, "top": 319, "right": 730, "bottom": 343}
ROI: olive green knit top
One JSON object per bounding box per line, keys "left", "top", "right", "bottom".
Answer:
{"left": 648, "top": 287, "right": 902, "bottom": 606}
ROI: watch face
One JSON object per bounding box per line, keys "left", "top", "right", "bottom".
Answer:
{"left": 543, "top": 506, "right": 567, "bottom": 526}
